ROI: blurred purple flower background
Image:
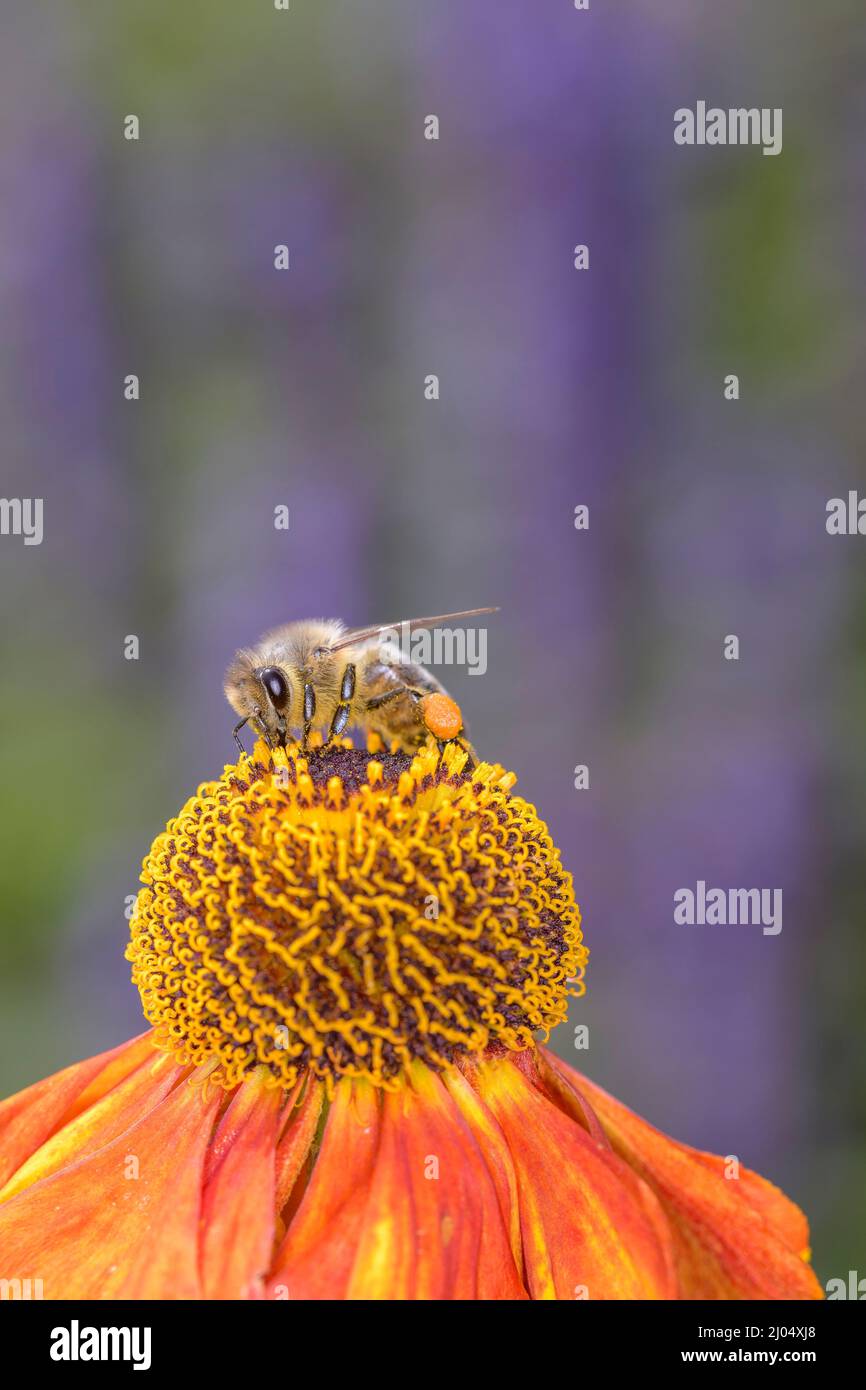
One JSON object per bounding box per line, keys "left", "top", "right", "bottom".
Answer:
{"left": 0, "top": 0, "right": 864, "bottom": 1285}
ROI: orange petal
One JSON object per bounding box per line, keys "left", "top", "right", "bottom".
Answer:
{"left": 0, "top": 1074, "right": 220, "bottom": 1299}
{"left": 470, "top": 1056, "right": 678, "bottom": 1300}
{"left": 273, "top": 1076, "right": 324, "bottom": 1218}
{"left": 200, "top": 1071, "right": 282, "bottom": 1299}
{"left": 269, "top": 1066, "right": 527, "bottom": 1300}
{"left": 543, "top": 1049, "right": 823, "bottom": 1300}
{"left": 268, "top": 1079, "right": 382, "bottom": 1300}
{"left": 0, "top": 1031, "right": 157, "bottom": 1190}
{"left": 345, "top": 1064, "right": 526, "bottom": 1299}
{"left": 443, "top": 1065, "right": 524, "bottom": 1275}
{"left": 0, "top": 1050, "right": 184, "bottom": 1203}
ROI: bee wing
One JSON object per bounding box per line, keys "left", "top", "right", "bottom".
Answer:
{"left": 326, "top": 607, "right": 499, "bottom": 654}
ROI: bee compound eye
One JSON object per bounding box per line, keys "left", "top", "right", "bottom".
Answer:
{"left": 259, "top": 666, "right": 290, "bottom": 711}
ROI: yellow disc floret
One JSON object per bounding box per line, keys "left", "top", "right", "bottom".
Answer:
{"left": 126, "top": 738, "right": 586, "bottom": 1091}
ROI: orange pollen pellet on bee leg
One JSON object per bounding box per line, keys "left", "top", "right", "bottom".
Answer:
{"left": 420, "top": 692, "right": 463, "bottom": 741}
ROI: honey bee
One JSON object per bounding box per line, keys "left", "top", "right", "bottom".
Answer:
{"left": 224, "top": 608, "right": 497, "bottom": 759}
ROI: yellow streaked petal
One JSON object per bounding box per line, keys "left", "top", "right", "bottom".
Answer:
{"left": 345, "top": 1064, "right": 526, "bottom": 1299}
{"left": 0, "top": 1031, "right": 157, "bottom": 1190}
{"left": 268, "top": 1080, "right": 381, "bottom": 1300}
{"left": 472, "top": 1056, "right": 678, "bottom": 1300}
{"left": 270, "top": 1065, "right": 527, "bottom": 1299}
{"left": 543, "top": 1049, "right": 823, "bottom": 1301}
{"left": 0, "top": 1074, "right": 220, "bottom": 1299}
{"left": 0, "top": 1050, "right": 183, "bottom": 1204}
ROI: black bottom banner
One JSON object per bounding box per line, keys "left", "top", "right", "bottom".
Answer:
{"left": 4, "top": 1297, "right": 858, "bottom": 1375}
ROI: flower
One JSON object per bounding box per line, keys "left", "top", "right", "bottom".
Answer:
{"left": 0, "top": 739, "right": 822, "bottom": 1300}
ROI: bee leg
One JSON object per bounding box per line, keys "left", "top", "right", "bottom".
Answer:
{"left": 327, "top": 663, "right": 356, "bottom": 743}
{"left": 249, "top": 705, "right": 276, "bottom": 754}
{"left": 302, "top": 683, "right": 316, "bottom": 751}
{"left": 233, "top": 710, "right": 275, "bottom": 757}
{"left": 365, "top": 685, "right": 422, "bottom": 712}
{"left": 365, "top": 684, "right": 424, "bottom": 752}
{"left": 237, "top": 711, "right": 273, "bottom": 756}
{"left": 434, "top": 737, "right": 452, "bottom": 772}
{"left": 457, "top": 738, "right": 476, "bottom": 774}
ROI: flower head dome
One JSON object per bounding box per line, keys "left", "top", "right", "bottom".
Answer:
{"left": 127, "top": 738, "right": 586, "bottom": 1092}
